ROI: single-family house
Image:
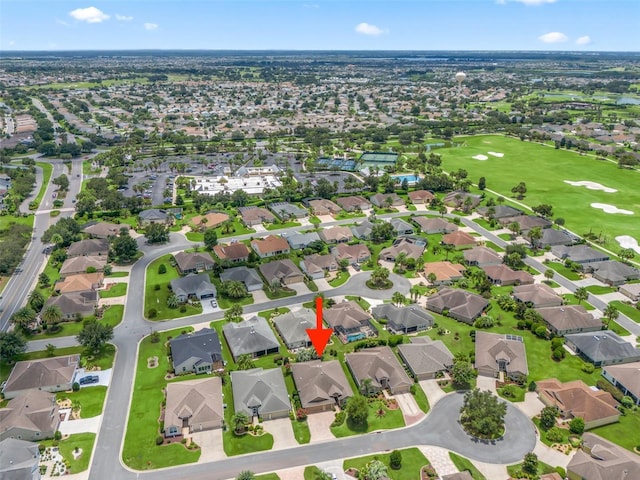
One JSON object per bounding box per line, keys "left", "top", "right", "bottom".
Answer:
{"left": 318, "top": 226, "right": 353, "bottom": 244}
{"left": 345, "top": 346, "right": 413, "bottom": 394}
{"left": 0, "top": 438, "right": 41, "bottom": 480}
{"left": 173, "top": 251, "right": 215, "bottom": 275}
{"left": 567, "top": 433, "right": 640, "bottom": 480}
{"left": 552, "top": 245, "right": 609, "bottom": 267}
{"left": 425, "top": 288, "right": 489, "bottom": 324}
{"left": 164, "top": 377, "right": 224, "bottom": 437}
{"left": 291, "top": 360, "right": 354, "bottom": 413}
{"left": 282, "top": 231, "right": 321, "bottom": 250}
{"left": 588, "top": 260, "right": 640, "bottom": 286}
{"left": 331, "top": 243, "right": 371, "bottom": 265}
{"left": 350, "top": 220, "right": 376, "bottom": 240}
{"left": 222, "top": 316, "right": 280, "bottom": 360}
{"left": 231, "top": 368, "right": 290, "bottom": 420}
{"left": 220, "top": 266, "right": 263, "bottom": 292}
{"left": 423, "top": 261, "right": 466, "bottom": 285}
{"left": 370, "top": 193, "right": 404, "bottom": 208}
{"left": 0, "top": 390, "right": 60, "bottom": 442}
{"left": 537, "top": 305, "right": 602, "bottom": 336}
{"left": 412, "top": 217, "right": 457, "bottom": 234}
{"left": 565, "top": 331, "right": 640, "bottom": 367}
{"left": 443, "top": 191, "right": 481, "bottom": 209}
{"left": 82, "top": 221, "right": 130, "bottom": 239}
{"left": 268, "top": 202, "right": 307, "bottom": 219}
{"left": 138, "top": 208, "right": 171, "bottom": 226}
{"left": 441, "top": 231, "right": 476, "bottom": 250}
{"left": 475, "top": 331, "right": 529, "bottom": 380}
{"left": 524, "top": 228, "right": 574, "bottom": 248}
{"left": 323, "top": 300, "right": 374, "bottom": 343}
{"left": 536, "top": 378, "right": 620, "bottom": 430}
{"left": 476, "top": 205, "right": 523, "bottom": 219}
{"left": 512, "top": 283, "right": 562, "bottom": 308}
{"left": 213, "top": 243, "right": 251, "bottom": 263}
{"left": 189, "top": 212, "right": 230, "bottom": 230}
{"left": 259, "top": 259, "right": 305, "bottom": 286}
{"left": 170, "top": 328, "right": 223, "bottom": 374}
{"left": 482, "top": 264, "right": 534, "bottom": 286}
{"left": 620, "top": 283, "right": 640, "bottom": 302}
{"left": 273, "top": 309, "right": 315, "bottom": 350}
{"left": 44, "top": 291, "right": 97, "bottom": 320}
{"left": 308, "top": 198, "right": 342, "bottom": 216}
{"left": 251, "top": 235, "right": 290, "bottom": 258}
{"left": 463, "top": 246, "right": 503, "bottom": 267}
{"left": 2, "top": 355, "right": 80, "bottom": 400}
{"left": 372, "top": 304, "right": 434, "bottom": 334}
{"left": 389, "top": 218, "right": 414, "bottom": 235}
{"left": 380, "top": 237, "right": 425, "bottom": 262}
{"left": 238, "top": 206, "right": 276, "bottom": 227}
{"left": 397, "top": 337, "right": 454, "bottom": 380}
{"left": 336, "top": 195, "right": 371, "bottom": 212}
{"left": 301, "top": 254, "right": 338, "bottom": 280}
{"left": 169, "top": 273, "right": 216, "bottom": 302}
{"left": 59, "top": 256, "right": 107, "bottom": 278}
{"left": 408, "top": 190, "right": 435, "bottom": 204}
{"left": 54, "top": 272, "right": 103, "bottom": 294}
{"left": 67, "top": 238, "right": 109, "bottom": 258}
{"left": 499, "top": 214, "right": 552, "bottom": 232}
{"left": 602, "top": 362, "right": 640, "bottom": 405}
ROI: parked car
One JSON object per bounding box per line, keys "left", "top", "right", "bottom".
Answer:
{"left": 210, "top": 300, "right": 218, "bottom": 308}
{"left": 79, "top": 375, "right": 100, "bottom": 385}
{"left": 353, "top": 264, "right": 361, "bottom": 271}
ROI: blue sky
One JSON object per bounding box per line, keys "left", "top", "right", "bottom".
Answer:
{"left": 2, "top": 0, "right": 638, "bottom": 51}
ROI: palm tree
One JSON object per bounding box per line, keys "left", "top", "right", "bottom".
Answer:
{"left": 359, "top": 377, "right": 375, "bottom": 397}
{"left": 603, "top": 304, "right": 619, "bottom": 328}
{"left": 41, "top": 305, "right": 63, "bottom": 328}
{"left": 225, "top": 281, "right": 247, "bottom": 299}
{"left": 237, "top": 354, "right": 255, "bottom": 371}
{"left": 166, "top": 294, "right": 180, "bottom": 309}
{"left": 442, "top": 243, "right": 455, "bottom": 261}
{"left": 28, "top": 290, "right": 45, "bottom": 312}
{"left": 224, "top": 304, "right": 244, "bottom": 322}
{"left": 235, "top": 472, "right": 255, "bottom": 480}
{"left": 391, "top": 291, "right": 406, "bottom": 307}
{"left": 232, "top": 412, "right": 250, "bottom": 434}
{"left": 574, "top": 287, "right": 589, "bottom": 305}
{"left": 369, "top": 267, "right": 390, "bottom": 288}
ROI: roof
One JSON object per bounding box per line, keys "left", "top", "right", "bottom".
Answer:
{"left": 372, "top": 304, "right": 434, "bottom": 330}
{"left": 291, "top": 360, "right": 354, "bottom": 409}
{"left": 323, "top": 300, "right": 371, "bottom": 330}
{"left": 397, "top": 337, "right": 454, "bottom": 376}
{"left": 173, "top": 251, "right": 215, "bottom": 271}
{"left": 170, "top": 273, "right": 216, "bottom": 298}
{"left": 165, "top": 377, "right": 223, "bottom": 431}
{"left": 213, "top": 242, "right": 250, "bottom": 261}
{"left": 251, "top": 235, "right": 290, "bottom": 255}
{"left": 536, "top": 378, "right": 619, "bottom": 423}
{"left": 222, "top": 316, "right": 280, "bottom": 358}
{"left": 442, "top": 231, "right": 476, "bottom": 247}
{"left": 602, "top": 362, "right": 640, "bottom": 400}
{"left": 0, "top": 390, "right": 59, "bottom": 437}
{"left": 500, "top": 214, "right": 552, "bottom": 231}
{"left": 44, "top": 291, "right": 97, "bottom": 316}
{"left": 380, "top": 237, "right": 425, "bottom": 260}
{"left": 269, "top": 202, "right": 307, "bottom": 218}
{"left": 59, "top": 255, "right": 107, "bottom": 276}
{"left": 189, "top": 212, "right": 230, "bottom": 228}
{"left": 3, "top": 355, "right": 79, "bottom": 394}
{"left": 273, "top": 309, "right": 315, "bottom": 347}
{"left": 82, "top": 221, "right": 129, "bottom": 238}
{"left": 55, "top": 272, "right": 103, "bottom": 294}
{"left": 527, "top": 228, "right": 573, "bottom": 246}
{"left": 370, "top": 193, "right": 403, "bottom": 206}
{"left": 308, "top": 198, "right": 341, "bottom": 213}
{"left": 139, "top": 208, "right": 168, "bottom": 221}
{"left": 335, "top": 195, "right": 371, "bottom": 209}
{"left": 350, "top": 220, "right": 375, "bottom": 239}
{"left": 590, "top": 260, "right": 640, "bottom": 283}
{"left": 238, "top": 206, "right": 276, "bottom": 222}
{"left": 476, "top": 205, "right": 522, "bottom": 219}
{"left": 345, "top": 346, "right": 413, "bottom": 391}
{"left": 318, "top": 226, "right": 353, "bottom": 243}
{"left": 220, "top": 266, "right": 263, "bottom": 289}
{"left": 482, "top": 264, "right": 534, "bottom": 284}
{"left": 332, "top": 243, "right": 371, "bottom": 262}
{"left": 412, "top": 216, "right": 458, "bottom": 233}
{"left": 408, "top": 190, "right": 435, "bottom": 203}
{"left": 463, "top": 246, "right": 502, "bottom": 265}
{"left": 512, "top": 283, "right": 562, "bottom": 307}
{"left": 0, "top": 438, "right": 40, "bottom": 477}
{"left": 302, "top": 254, "right": 338, "bottom": 275}
{"left": 259, "top": 259, "right": 304, "bottom": 285}
{"left": 567, "top": 433, "right": 640, "bottom": 480}
{"left": 389, "top": 218, "right": 413, "bottom": 233}
{"left": 170, "top": 328, "right": 223, "bottom": 368}
{"left": 537, "top": 305, "right": 602, "bottom": 333}
{"left": 425, "top": 287, "right": 489, "bottom": 321}
{"left": 67, "top": 238, "right": 109, "bottom": 257}
{"left": 443, "top": 191, "right": 481, "bottom": 207}
{"left": 552, "top": 245, "right": 609, "bottom": 263}
{"left": 424, "top": 261, "right": 466, "bottom": 282}
{"left": 283, "top": 231, "right": 321, "bottom": 248}
{"left": 231, "top": 368, "right": 290, "bottom": 416}
{"left": 475, "top": 331, "right": 529, "bottom": 376}
{"left": 566, "top": 331, "right": 640, "bottom": 364}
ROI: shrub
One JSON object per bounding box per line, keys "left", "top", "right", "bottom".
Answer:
{"left": 596, "top": 379, "right": 624, "bottom": 402}
{"left": 552, "top": 346, "right": 565, "bottom": 361}
{"left": 501, "top": 385, "right": 517, "bottom": 398}
{"left": 148, "top": 308, "right": 157, "bottom": 319}
{"left": 390, "top": 449, "right": 402, "bottom": 469}
{"left": 331, "top": 411, "right": 346, "bottom": 427}
{"left": 154, "top": 284, "right": 161, "bottom": 291}
{"left": 72, "top": 382, "right": 80, "bottom": 392}
{"left": 528, "top": 381, "right": 537, "bottom": 392}
{"left": 387, "top": 335, "right": 404, "bottom": 347}
{"left": 158, "top": 264, "right": 167, "bottom": 274}
{"left": 296, "top": 408, "right": 308, "bottom": 421}
{"left": 54, "top": 431, "right": 62, "bottom": 441}
{"left": 581, "top": 363, "right": 595, "bottom": 374}
{"left": 555, "top": 467, "right": 566, "bottom": 478}
{"left": 156, "top": 435, "right": 164, "bottom": 445}
{"left": 622, "top": 396, "right": 634, "bottom": 408}
{"left": 179, "top": 306, "right": 187, "bottom": 313}
{"left": 534, "top": 325, "right": 548, "bottom": 338}
{"left": 551, "top": 337, "right": 564, "bottom": 350}
{"left": 546, "top": 427, "right": 564, "bottom": 443}
{"left": 569, "top": 417, "right": 585, "bottom": 435}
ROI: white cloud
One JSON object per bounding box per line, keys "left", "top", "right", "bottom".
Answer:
{"left": 115, "top": 14, "right": 133, "bottom": 21}
{"left": 69, "top": 6, "right": 110, "bottom": 23}
{"left": 576, "top": 35, "right": 591, "bottom": 45}
{"left": 538, "top": 31, "right": 568, "bottom": 43}
{"left": 144, "top": 23, "right": 159, "bottom": 31}
{"left": 355, "top": 22, "right": 386, "bottom": 36}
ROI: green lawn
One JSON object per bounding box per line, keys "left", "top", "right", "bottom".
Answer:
{"left": 99, "top": 282, "right": 127, "bottom": 298}
{"left": 483, "top": 241, "right": 505, "bottom": 252}
{"left": 33, "top": 162, "right": 54, "bottom": 208}
{"left": 448, "top": 452, "right": 487, "bottom": 480}
{"left": 331, "top": 400, "right": 405, "bottom": 437}
{"left": 585, "top": 285, "right": 617, "bottom": 295}
{"left": 439, "top": 135, "right": 640, "bottom": 253}
{"left": 258, "top": 307, "right": 291, "bottom": 320}
{"left": 29, "top": 304, "right": 124, "bottom": 339}
{"left": 291, "top": 418, "right": 311, "bottom": 444}
{"left": 144, "top": 254, "right": 203, "bottom": 320}
{"left": 563, "top": 295, "right": 595, "bottom": 310}
{"left": 122, "top": 327, "right": 201, "bottom": 469}
{"left": 610, "top": 301, "right": 640, "bottom": 323}
{"left": 609, "top": 320, "right": 631, "bottom": 336}
{"left": 56, "top": 386, "right": 107, "bottom": 418}
{"left": 411, "top": 383, "right": 430, "bottom": 413}
{"left": 255, "top": 474, "right": 280, "bottom": 480}
{"left": 0, "top": 212, "right": 34, "bottom": 232}
{"left": 497, "top": 385, "right": 526, "bottom": 402}
{"left": 591, "top": 409, "right": 640, "bottom": 452}
{"left": 265, "top": 220, "right": 302, "bottom": 231}
{"left": 40, "top": 433, "right": 96, "bottom": 473}
{"left": 305, "top": 466, "right": 330, "bottom": 480}
{"left": 329, "top": 271, "right": 350, "bottom": 287}
{"left": 532, "top": 418, "right": 573, "bottom": 447}
{"left": 264, "top": 286, "right": 296, "bottom": 300}
{"left": 343, "top": 447, "right": 429, "bottom": 480}
{"left": 507, "top": 460, "right": 557, "bottom": 479}
{"left": 106, "top": 271, "right": 129, "bottom": 278}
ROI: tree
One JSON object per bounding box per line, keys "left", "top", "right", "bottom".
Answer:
{"left": 46, "top": 343, "right": 56, "bottom": 357}
{"left": 346, "top": 395, "right": 369, "bottom": 426}
{"left": 359, "top": 377, "right": 375, "bottom": 397}
{"left": 619, "top": 248, "right": 635, "bottom": 264}
{"left": 10, "top": 307, "right": 37, "bottom": 331}
{"left": 41, "top": 305, "right": 63, "bottom": 328}
{"left": 203, "top": 228, "right": 218, "bottom": 250}
{"left": 540, "top": 406, "right": 559, "bottom": 430}
{"left": 0, "top": 331, "right": 27, "bottom": 362}
{"left": 528, "top": 227, "right": 543, "bottom": 250}
{"left": 459, "top": 389, "right": 507, "bottom": 439}
{"left": 442, "top": 243, "right": 455, "bottom": 261}
{"left": 389, "top": 450, "right": 402, "bottom": 469}
{"left": 222, "top": 281, "right": 248, "bottom": 299}
{"left": 235, "top": 472, "right": 255, "bottom": 480}
{"left": 369, "top": 267, "right": 390, "bottom": 289}
{"left": 427, "top": 272, "right": 437, "bottom": 286}
{"left": 53, "top": 174, "right": 70, "bottom": 191}
{"left": 543, "top": 269, "right": 554, "bottom": 282}
{"left": 507, "top": 222, "right": 521, "bottom": 238}
{"left": 522, "top": 452, "right": 538, "bottom": 476}
{"left": 166, "top": 294, "right": 180, "bottom": 309}
{"left": 144, "top": 223, "right": 169, "bottom": 244}
{"left": 359, "top": 460, "right": 388, "bottom": 480}
{"left": 603, "top": 304, "right": 619, "bottom": 328}
{"left": 569, "top": 417, "right": 585, "bottom": 435}
{"left": 28, "top": 290, "right": 45, "bottom": 312}
{"left": 451, "top": 359, "right": 475, "bottom": 388}
{"left": 511, "top": 182, "right": 527, "bottom": 199}
{"left": 77, "top": 320, "right": 114, "bottom": 353}
{"left": 574, "top": 287, "right": 588, "bottom": 305}
{"left": 391, "top": 291, "right": 406, "bottom": 307}
{"left": 39, "top": 272, "right": 51, "bottom": 288}
{"left": 232, "top": 412, "right": 250, "bottom": 433}
{"left": 532, "top": 204, "right": 553, "bottom": 218}
{"left": 111, "top": 229, "right": 138, "bottom": 263}
{"left": 224, "top": 304, "right": 244, "bottom": 322}
{"left": 236, "top": 354, "right": 255, "bottom": 371}
{"left": 478, "top": 177, "right": 486, "bottom": 190}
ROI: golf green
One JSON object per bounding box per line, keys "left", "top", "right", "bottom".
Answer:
{"left": 438, "top": 135, "right": 640, "bottom": 253}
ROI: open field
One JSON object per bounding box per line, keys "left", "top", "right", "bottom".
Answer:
{"left": 439, "top": 135, "right": 640, "bottom": 253}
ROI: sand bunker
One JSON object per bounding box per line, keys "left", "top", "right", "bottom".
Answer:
{"left": 472, "top": 154, "right": 489, "bottom": 161}
{"left": 590, "top": 203, "right": 634, "bottom": 215}
{"left": 564, "top": 180, "right": 617, "bottom": 193}
{"left": 488, "top": 151, "right": 504, "bottom": 157}
{"left": 616, "top": 235, "right": 640, "bottom": 254}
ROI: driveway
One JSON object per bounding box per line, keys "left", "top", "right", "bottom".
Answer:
{"left": 475, "top": 375, "right": 497, "bottom": 394}
{"left": 515, "top": 392, "right": 545, "bottom": 418}
{"left": 394, "top": 392, "right": 424, "bottom": 425}
{"left": 200, "top": 300, "right": 219, "bottom": 315}
{"left": 191, "top": 429, "right": 225, "bottom": 462}
{"left": 75, "top": 369, "right": 112, "bottom": 388}
{"left": 59, "top": 415, "right": 102, "bottom": 435}
{"left": 289, "top": 283, "right": 312, "bottom": 295}
{"left": 315, "top": 279, "right": 332, "bottom": 291}
{"left": 419, "top": 379, "right": 446, "bottom": 407}
{"left": 307, "top": 411, "right": 336, "bottom": 442}
{"left": 252, "top": 289, "right": 269, "bottom": 303}
{"left": 263, "top": 418, "right": 297, "bottom": 450}
{"left": 418, "top": 446, "right": 458, "bottom": 477}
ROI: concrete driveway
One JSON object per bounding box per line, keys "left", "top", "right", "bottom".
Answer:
{"left": 59, "top": 415, "right": 102, "bottom": 435}
{"left": 419, "top": 379, "right": 446, "bottom": 407}
{"left": 476, "top": 375, "right": 497, "bottom": 394}
{"left": 263, "top": 418, "right": 297, "bottom": 450}
{"left": 394, "top": 392, "right": 424, "bottom": 425}
{"left": 289, "top": 283, "right": 312, "bottom": 295}
{"left": 191, "top": 429, "right": 225, "bottom": 462}
{"left": 307, "top": 411, "right": 337, "bottom": 442}
{"left": 516, "top": 392, "right": 545, "bottom": 418}
{"left": 252, "top": 289, "right": 269, "bottom": 303}
{"left": 200, "top": 300, "right": 219, "bottom": 315}
{"left": 75, "top": 369, "right": 112, "bottom": 388}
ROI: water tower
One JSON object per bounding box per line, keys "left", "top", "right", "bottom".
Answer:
{"left": 455, "top": 71, "right": 467, "bottom": 90}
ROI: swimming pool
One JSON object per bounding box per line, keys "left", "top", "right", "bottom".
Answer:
{"left": 392, "top": 175, "right": 420, "bottom": 184}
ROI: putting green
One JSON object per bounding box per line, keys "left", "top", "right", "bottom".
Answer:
{"left": 438, "top": 135, "right": 640, "bottom": 253}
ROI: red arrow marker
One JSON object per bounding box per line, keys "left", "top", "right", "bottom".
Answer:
{"left": 306, "top": 296, "right": 333, "bottom": 357}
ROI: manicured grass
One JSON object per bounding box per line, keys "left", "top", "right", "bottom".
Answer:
{"left": 439, "top": 135, "right": 640, "bottom": 253}
{"left": 106, "top": 271, "right": 129, "bottom": 278}
{"left": 264, "top": 220, "right": 301, "bottom": 231}
{"left": 33, "top": 162, "right": 53, "bottom": 208}
{"left": 585, "top": 285, "right": 617, "bottom": 295}
{"left": 331, "top": 399, "right": 405, "bottom": 437}
{"left": 29, "top": 305, "right": 124, "bottom": 339}
{"left": 562, "top": 295, "right": 595, "bottom": 310}
{"left": 329, "top": 271, "right": 350, "bottom": 287}
{"left": 411, "top": 383, "right": 430, "bottom": 413}
{"left": 0, "top": 212, "right": 35, "bottom": 232}
{"left": 507, "top": 460, "right": 557, "bottom": 479}
{"left": 497, "top": 385, "right": 526, "bottom": 402}
{"left": 473, "top": 218, "right": 499, "bottom": 231}
{"left": 335, "top": 211, "right": 366, "bottom": 220}
{"left": 264, "top": 287, "right": 296, "bottom": 300}
{"left": 122, "top": 327, "right": 201, "bottom": 469}
{"left": 56, "top": 386, "right": 107, "bottom": 418}
{"left": 185, "top": 232, "right": 203, "bottom": 242}
{"left": 258, "top": 307, "right": 291, "bottom": 320}
{"left": 41, "top": 433, "right": 96, "bottom": 473}
{"left": 255, "top": 474, "right": 280, "bottom": 480}
{"left": 532, "top": 418, "right": 572, "bottom": 447}
{"left": 99, "top": 282, "right": 127, "bottom": 298}
{"left": 591, "top": 409, "right": 640, "bottom": 452}
{"left": 309, "top": 216, "right": 321, "bottom": 225}
{"left": 343, "top": 447, "right": 429, "bottom": 480}
{"left": 448, "top": 452, "right": 487, "bottom": 480}
{"left": 345, "top": 295, "right": 371, "bottom": 311}
{"left": 483, "top": 241, "right": 505, "bottom": 252}
{"left": 610, "top": 301, "right": 640, "bottom": 323}
{"left": 609, "top": 320, "right": 631, "bottom": 336}
{"left": 291, "top": 418, "right": 311, "bottom": 444}
{"left": 304, "top": 466, "right": 329, "bottom": 480}
{"left": 498, "top": 233, "right": 512, "bottom": 241}
{"left": 144, "top": 254, "right": 202, "bottom": 320}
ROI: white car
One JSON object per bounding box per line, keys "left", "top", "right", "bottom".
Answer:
{"left": 210, "top": 300, "right": 218, "bottom": 308}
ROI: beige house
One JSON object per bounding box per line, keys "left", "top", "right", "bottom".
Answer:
{"left": 408, "top": 190, "right": 435, "bottom": 204}
{"left": 397, "top": 337, "right": 454, "bottom": 380}
{"left": 345, "top": 346, "right": 412, "bottom": 394}
{"left": 213, "top": 243, "right": 250, "bottom": 263}
{"left": 82, "top": 221, "right": 130, "bottom": 239}
{"left": 2, "top": 355, "right": 80, "bottom": 400}
{"left": 380, "top": 237, "right": 425, "bottom": 262}
{"left": 441, "top": 231, "right": 476, "bottom": 250}
{"left": 336, "top": 195, "right": 371, "bottom": 212}
{"left": 318, "top": 226, "right": 353, "bottom": 244}
{"left": 291, "top": 360, "right": 354, "bottom": 413}
{"left": 251, "top": 235, "right": 290, "bottom": 258}
{"left": 567, "top": 433, "right": 640, "bottom": 480}
{"left": 323, "top": 300, "right": 374, "bottom": 343}
{"left": 238, "top": 206, "right": 276, "bottom": 226}
{"left": 308, "top": 198, "right": 342, "bottom": 216}
{"left": 173, "top": 251, "right": 216, "bottom": 275}
{"left": 475, "top": 331, "right": 528, "bottom": 380}
{"left": 536, "top": 305, "right": 602, "bottom": 336}
{"left": 259, "top": 259, "right": 305, "bottom": 285}
{"left": 55, "top": 272, "right": 104, "bottom": 294}
{"left": 513, "top": 283, "right": 562, "bottom": 308}
{"left": 164, "top": 377, "right": 223, "bottom": 437}
{"left": 59, "top": 256, "right": 107, "bottom": 278}
{"left": 423, "top": 261, "right": 466, "bottom": 285}
{"left": 331, "top": 243, "right": 371, "bottom": 265}
{"left": 189, "top": 212, "right": 230, "bottom": 230}
{"left": 602, "top": 362, "right": 640, "bottom": 406}
{"left": 0, "top": 390, "right": 60, "bottom": 441}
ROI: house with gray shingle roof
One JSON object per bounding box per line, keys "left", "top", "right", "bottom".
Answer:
{"left": 259, "top": 259, "right": 305, "bottom": 286}
{"left": 231, "top": 368, "right": 290, "bottom": 420}
{"left": 44, "top": 291, "right": 97, "bottom": 320}
{"left": 536, "top": 305, "right": 602, "bottom": 336}
{"left": 372, "top": 304, "right": 433, "bottom": 334}
{"left": 412, "top": 216, "right": 458, "bottom": 234}
{"left": 397, "top": 337, "right": 454, "bottom": 380}
{"left": 565, "top": 331, "right": 640, "bottom": 366}
{"left": 620, "top": 283, "right": 640, "bottom": 302}
{"left": 602, "top": 362, "right": 640, "bottom": 405}
{"left": 272, "top": 309, "right": 314, "bottom": 350}
{"left": 222, "top": 316, "right": 280, "bottom": 361}
{"left": 282, "top": 231, "right": 321, "bottom": 250}
{"left": 350, "top": 219, "right": 375, "bottom": 240}
{"left": 588, "top": 260, "right": 640, "bottom": 286}
{"left": 0, "top": 438, "right": 41, "bottom": 480}
{"left": 336, "top": 195, "right": 371, "bottom": 212}
{"left": 389, "top": 218, "right": 414, "bottom": 235}
{"left": 463, "top": 246, "right": 502, "bottom": 267}
{"left": 173, "top": 251, "right": 215, "bottom": 275}
{"left": 370, "top": 193, "right": 404, "bottom": 208}
{"left": 268, "top": 202, "right": 307, "bottom": 219}
{"left": 0, "top": 390, "right": 60, "bottom": 442}
{"left": 552, "top": 245, "right": 609, "bottom": 267}
{"left": 477, "top": 205, "right": 522, "bottom": 219}
{"left": 170, "top": 273, "right": 216, "bottom": 302}
{"left": 512, "top": 283, "right": 562, "bottom": 308}
{"left": 138, "top": 208, "right": 170, "bottom": 226}
{"left": 319, "top": 226, "right": 353, "bottom": 244}
{"left": 220, "top": 266, "right": 263, "bottom": 292}
{"left": 331, "top": 243, "right": 371, "bottom": 265}
{"left": 524, "top": 228, "right": 574, "bottom": 248}
{"left": 59, "top": 256, "right": 107, "bottom": 278}
{"left": 170, "top": 328, "right": 223, "bottom": 374}
{"left": 425, "top": 288, "right": 489, "bottom": 324}
{"left": 567, "top": 433, "right": 640, "bottom": 480}
{"left": 291, "top": 360, "right": 354, "bottom": 413}
{"left": 67, "top": 238, "right": 109, "bottom": 258}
